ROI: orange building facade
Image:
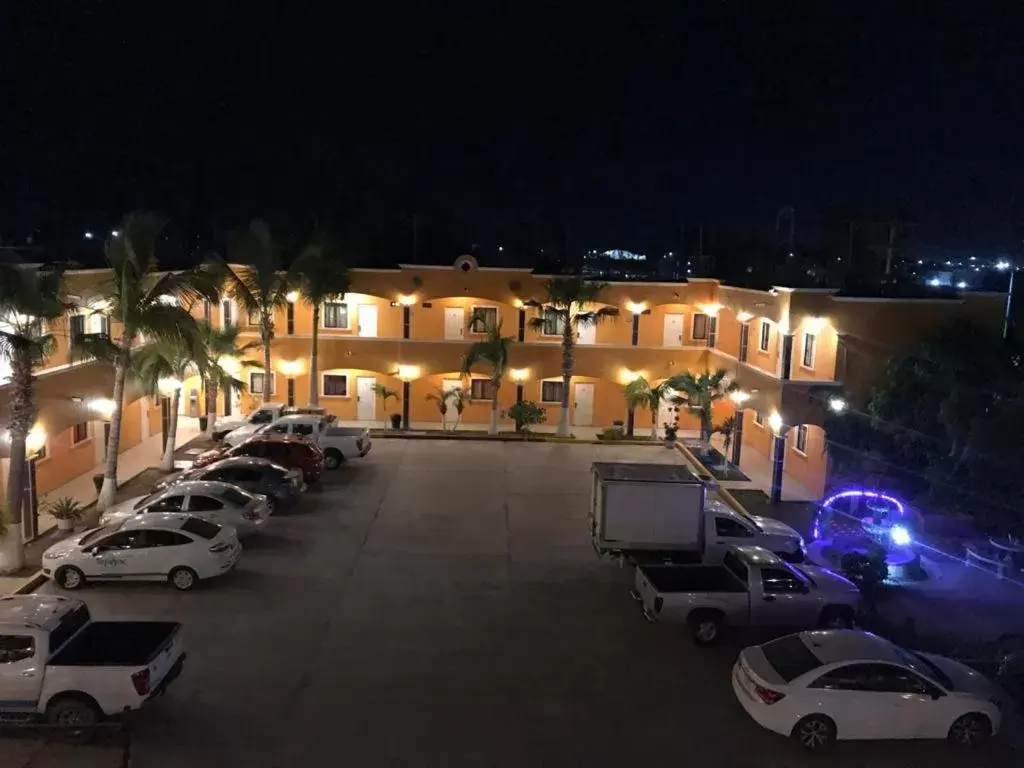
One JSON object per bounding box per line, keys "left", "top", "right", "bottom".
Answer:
{"left": 0, "top": 256, "right": 1008, "bottom": 531}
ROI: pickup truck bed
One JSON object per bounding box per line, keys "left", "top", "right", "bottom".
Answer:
{"left": 49, "top": 621, "right": 179, "bottom": 666}
{"left": 642, "top": 564, "right": 745, "bottom": 593}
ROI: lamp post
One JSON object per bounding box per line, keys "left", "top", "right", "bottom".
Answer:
{"left": 997, "top": 261, "right": 1015, "bottom": 340}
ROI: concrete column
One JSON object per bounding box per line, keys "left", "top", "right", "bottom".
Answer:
{"left": 731, "top": 409, "right": 744, "bottom": 466}
{"left": 770, "top": 432, "right": 786, "bottom": 504}
{"left": 402, "top": 306, "right": 411, "bottom": 339}
{"left": 514, "top": 383, "right": 524, "bottom": 432}
{"left": 401, "top": 381, "right": 411, "bottom": 429}
{"left": 517, "top": 309, "right": 525, "bottom": 342}
{"left": 779, "top": 333, "right": 794, "bottom": 380}
{"left": 631, "top": 314, "right": 640, "bottom": 346}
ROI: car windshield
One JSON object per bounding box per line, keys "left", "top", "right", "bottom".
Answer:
{"left": 221, "top": 487, "right": 253, "bottom": 506}
{"left": 133, "top": 492, "right": 163, "bottom": 510}
{"left": 761, "top": 634, "right": 824, "bottom": 682}
{"left": 897, "top": 647, "right": 956, "bottom": 690}
{"left": 78, "top": 524, "right": 121, "bottom": 546}
{"left": 181, "top": 516, "right": 221, "bottom": 540}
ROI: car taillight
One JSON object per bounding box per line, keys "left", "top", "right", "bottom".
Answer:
{"left": 131, "top": 668, "right": 151, "bottom": 696}
{"left": 754, "top": 684, "right": 785, "bottom": 705}
{"left": 653, "top": 597, "right": 663, "bottom": 614}
{"left": 209, "top": 542, "right": 231, "bottom": 553}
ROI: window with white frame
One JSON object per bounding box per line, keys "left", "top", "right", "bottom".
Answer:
{"left": 541, "top": 380, "right": 564, "bottom": 403}
{"left": 692, "top": 312, "right": 709, "bottom": 340}
{"left": 542, "top": 308, "right": 565, "bottom": 336}
{"left": 469, "top": 379, "right": 494, "bottom": 400}
{"left": 221, "top": 299, "right": 235, "bottom": 328}
{"left": 802, "top": 332, "right": 817, "bottom": 369}
{"left": 753, "top": 410, "right": 764, "bottom": 427}
{"left": 759, "top": 320, "right": 771, "bottom": 352}
{"left": 249, "top": 371, "right": 275, "bottom": 395}
{"left": 72, "top": 422, "right": 89, "bottom": 445}
{"left": 322, "top": 374, "right": 348, "bottom": 397}
{"left": 470, "top": 306, "right": 498, "bottom": 331}
{"left": 795, "top": 424, "right": 808, "bottom": 454}
{"left": 323, "top": 302, "right": 349, "bottom": 329}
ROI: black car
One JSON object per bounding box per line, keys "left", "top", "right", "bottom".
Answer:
{"left": 155, "top": 457, "right": 305, "bottom": 511}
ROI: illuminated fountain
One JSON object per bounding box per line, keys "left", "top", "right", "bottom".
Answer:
{"left": 809, "top": 489, "right": 925, "bottom": 582}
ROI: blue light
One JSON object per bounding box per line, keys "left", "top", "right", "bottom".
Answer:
{"left": 890, "top": 525, "right": 911, "bottom": 547}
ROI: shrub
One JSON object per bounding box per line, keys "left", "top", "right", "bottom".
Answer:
{"left": 598, "top": 426, "right": 626, "bottom": 441}
{"left": 46, "top": 497, "right": 83, "bottom": 521}
{"left": 840, "top": 548, "right": 888, "bottom": 592}
{"left": 504, "top": 400, "right": 547, "bottom": 432}
{"left": 612, "top": 419, "right": 625, "bottom": 427}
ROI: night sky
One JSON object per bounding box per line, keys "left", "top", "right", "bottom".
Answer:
{"left": 3, "top": 2, "right": 1023, "bottom": 261}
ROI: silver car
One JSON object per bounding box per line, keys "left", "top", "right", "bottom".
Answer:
{"left": 153, "top": 457, "right": 305, "bottom": 511}
{"left": 98, "top": 481, "right": 271, "bottom": 537}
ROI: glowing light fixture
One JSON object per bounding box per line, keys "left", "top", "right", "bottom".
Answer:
{"left": 157, "top": 377, "right": 181, "bottom": 394}
{"left": 111, "top": 229, "right": 120, "bottom": 237}
{"left": 828, "top": 397, "right": 847, "bottom": 413}
{"left": 767, "top": 411, "right": 783, "bottom": 433}
{"left": 729, "top": 390, "right": 752, "bottom": 405}
{"left": 286, "top": 290, "right": 300, "bottom": 303}
{"left": 83, "top": 231, "right": 94, "bottom": 240}
{"left": 88, "top": 398, "right": 116, "bottom": 419}
{"left": 821, "top": 489, "right": 907, "bottom": 520}
{"left": 396, "top": 365, "right": 420, "bottom": 381}
{"left": 277, "top": 359, "right": 305, "bottom": 376}
{"left": 625, "top": 301, "right": 646, "bottom": 315}
{"left": 618, "top": 368, "right": 644, "bottom": 385}
{"left": 803, "top": 316, "right": 827, "bottom": 333}
{"left": 397, "top": 294, "right": 417, "bottom": 307}
{"left": 890, "top": 525, "right": 912, "bottom": 547}
{"left": 736, "top": 311, "right": 754, "bottom": 323}
{"left": 927, "top": 278, "right": 941, "bottom": 287}
{"left": 997, "top": 261, "right": 1011, "bottom": 271}
{"left": 510, "top": 368, "right": 529, "bottom": 383}
{"left": 26, "top": 425, "right": 47, "bottom": 456}
{"left": 217, "top": 356, "right": 241, "bottom": 374}
{"left": 956, "top": 281, "right": 967, "bottom": 289}
{"left": 699, "top": 303, "right": 722, "bottom": 316}
{"left": 156, "top": 294, "right": 178, "bottom": 306}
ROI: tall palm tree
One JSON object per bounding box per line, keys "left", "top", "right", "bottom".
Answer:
{"left": 0, "top": 264, "right": 72, "bottom": 572}
{"left": 425, "top": 386, "right": 452, "bottom": 430}
{"left": 293, "top": 235, "right": 350, "bottom": 405}
{"left": 197, "top": 321, "right": 259, "bottom": 437}
{"left": 525, "top": 277, "right": 618, "bottom": 435}
{"left": 223, "top": 220, "right": 292, "bottom": 404}
{"left": 134, "top": 338, "right": 205, "bottom": 471}
{"left": 624, "top": 376, "right": 671, "bottom": 440}
{"left": 666, "top": 368, "right": 738, "bottom": 452}
{"left": 73, "top": 212, "right": 220, "bottom": 510}
{"left": 461, "top": 310, "right": 514, "bottom": 435}
{"left": 623, "top": 376, "right": 651, "bottom": 439}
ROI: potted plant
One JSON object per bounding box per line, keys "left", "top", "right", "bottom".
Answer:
{"left": 389, "top": 413, "right": 403, "bottom": 430}
{"left": 664, "top": 422, "right": 679, "bottom": 448}
{"left": 199, "top": 414, "right": 209, "bottom": 432}
{"left": 47, "top": 496, "right": 83, "bottom": 532}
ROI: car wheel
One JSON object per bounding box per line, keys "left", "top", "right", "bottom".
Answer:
{"left": 948, "top": 713, "right": 992, "bottom": 746}
{"left": 688, "top": 611, "right": 723, "bottom": 646}
{"left": 792, "top": 715, "right": 836, "bottom": 751}
{"left": 323, "top": 450, "right": 344, "bottom": 470}
{"left": 819, "top": 607, "right": 854, "bottom": 630}
{"left": 169, "top": 566, "right": 198, "bottom": 591}
{"left": 46, "top": 694, "right": 101, "bottom": 743}
{"left": 56, "top": 566, "right": 86, "bottom": 591}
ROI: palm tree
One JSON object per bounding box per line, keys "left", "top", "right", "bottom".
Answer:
{"left": 425, "top": 387, "right": 452, "bottom": 430}
{"left": 293, "top": 235, "right": 351, "bottom": 405}
{"left": 713, "top": 415, "right": 737, "bottom": 460}
{"left": 461, "top": 310, "right": 514, "bottom": 435}
{"left": 223, "top": 221, "right": 292, "bottom": 404}
{"left": 372, "top": 384, "right": 399, "bottom": 428}
{"left": 0, "top": 264, "right": 72, "bottom": 572}
{"left": 666, "top": 368, "right": 738, "bottom": 452}
{"left": 624, "top": 376, "right": 671, "bottom": 440}
{"left": 134, "top": 338, "right": 205, "bottom": 471}
{"left": 449, "top": 386, "right": 468, "bottom": 431}
{"left": 525, "top": 277, "right": 618, "bottom": 435}
{"left": 73, "top": 212, "right": 219, "bottom": 510}
{"left": 197, "top": 321, "right": 259, "bottom": 437}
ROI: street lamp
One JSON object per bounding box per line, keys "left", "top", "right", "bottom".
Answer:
{"left": 828, "top": 397, "right": 847, "bottom": 413}
{"left": 997, "top": 261, "right": 1015, "bottom": 340}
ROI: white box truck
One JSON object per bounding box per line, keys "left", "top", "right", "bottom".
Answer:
{"left": 590, "top": 462, "right": 805, "bottom": 564}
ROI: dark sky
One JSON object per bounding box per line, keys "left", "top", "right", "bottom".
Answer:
{"left": 2, "top": 2, "right": 1023, "bottom": 260}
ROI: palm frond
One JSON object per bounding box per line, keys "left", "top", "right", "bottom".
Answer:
{"left": 294, "top": 234, "right": 351, "bottom": 305}
{"left": 71, "top": 334, "right": 121, "bottom": 364}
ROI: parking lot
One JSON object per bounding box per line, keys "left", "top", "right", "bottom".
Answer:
{"left": 2, "top": 439, "right": 1015, "bottom": 767}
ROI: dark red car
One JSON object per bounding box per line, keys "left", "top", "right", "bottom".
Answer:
{"left": 193, "top": 434, "right": 325, "bottom": 483}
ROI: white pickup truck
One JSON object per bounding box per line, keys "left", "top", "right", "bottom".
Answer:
{"left": 0, "top": 595, "right": 185, "bottom": 733}
{"left": 227, "top": 414, "right": 372, "bottom": 469}
{"left": 211, "top": 403, "right": 327, "bottom": 442}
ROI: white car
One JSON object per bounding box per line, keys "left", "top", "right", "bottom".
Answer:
{"left": 98, "top": 480, "right": 271, "bottom": 537}
{"left": 42, "top": 513, "right": 241, "bottom": 591}
{"left": 733, "top": 630, "right": 1002, "bottom": 750}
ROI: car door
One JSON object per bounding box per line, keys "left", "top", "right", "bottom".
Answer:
{"left": 0, "top": 633, "right": 41, "bottom": 712}
{"left": 752, "top": 566, "right": 818, "bottom": 628}
{"left": 145, "top": 529, "right": 196, "bottom": 576}
{"left": 86, "top": 530, "right": 154, "bottom": 578}
{"left": 184, "top": 493, "right": 229, "bottom": 526}
{"left": 707, "top": 515, "right": 757, "bottom": 562}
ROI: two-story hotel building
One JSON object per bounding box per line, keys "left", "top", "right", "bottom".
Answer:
{"left": 0, "top": 254, "right": 1006, "bottom": 536}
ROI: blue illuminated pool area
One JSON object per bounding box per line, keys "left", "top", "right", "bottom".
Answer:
{"left": 809, "top": 489, "right": 927, "bottom": 582}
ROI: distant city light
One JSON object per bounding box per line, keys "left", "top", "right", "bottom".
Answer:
{"left": 997, "top": 261, "right": 1011, "bottom": 271}
{"left": 945, "top": 260, "right": 952, "bottom": 266}
{"left": 927, "top": 278, "right": 941, "bottom": 287}
{"left": 111, "top": 229, "right": 120, "bottom": 237}
{"left": 970, "top": 256, "right": 977, "bottom": 261}
{"left": 917, "top": 259, "right": 923, "bottom": 265}
{"left": 83, "top": 231, "right": 94, "bottom": 240}
{"left": 957, "top": 281, "right": 967, "bottom": 289}
{"left": 497, "top": 245, "right": 504, "bottom": 252}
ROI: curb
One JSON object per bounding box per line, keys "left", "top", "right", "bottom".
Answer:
{"left": 370, "top": 432, "right": 663, "bottom": 446}
{"left": 674, "top": 442, "right": 755, "bottom": 521}
{"left": 11, "top": 571, "right": 48, "bottom": 595}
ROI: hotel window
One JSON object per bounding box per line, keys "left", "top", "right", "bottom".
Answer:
{"left": 692, "top": 313, "right": 709, "bottom": 340}
{"left": 70, "top": 314, "right": 86, "bottom": 342}
{"left": 541, "top": 380, "right": 564, "bottom": 403}
{"left": 802, "top": 333, "right": 817, "bottom": 369}
{"left": 795, "top": 424, "right": 808, "bottom": 454}
{"left": 753, "top": 410, "right": 764, "bottom": 427}
{"left": 323, "top": 302, "right": 350, "bottom": 329}
{"left": 247, "top": 308, "right": 260, "bottom": 326}
{"left": 470, "top": 306, "right": 498, "bottom": 331}
{"left": 707, "top": 317, "right": 718, "bottom": 348}
{"left": 221, "top": 300, "right": 235, "bottom": 328}
{"left": 323, "top": 374, "right": 348, "bottom": 397}
{"left": 73, "top": 422, "right": 89, "bottom": 445}
{"left": 542, "top": 308, "right": 565, "bottom": 336}
{"left": 249, "top": 372, "right": 275, "bottom": 396}
{"left": 759, "top": 320, "right": 771, "bottom": 352}
{"left": 470, "top": 379, "right": 494, "bottom": 400}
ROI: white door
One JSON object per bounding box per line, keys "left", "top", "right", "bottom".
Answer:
{"left": 577, "top": 322, "right": 596, "bottom": 345}
{"left": 658, "top": 387, "right": 679, "bottom": 429}
{"left": 573, "top": 382, "right": 594, "bottom": 426}
{"left": 663, "top": 314, "right": 684, "bottom": 347}
{"left": 444, "top": 307, "right": 465, "bottom": 340}
{"left": 357, "top": 377, "right": 376, "bottom": 421}
{"left": 442, "top": 379, "right": 461, "bottom": 394}
{"left": 357, "top": 304, "right": 378, "bottom": 337}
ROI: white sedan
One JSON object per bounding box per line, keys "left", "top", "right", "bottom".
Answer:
{"left": 98, "top": 480, "right": 271, "bottom": 537}
{"left": 42, "top": 513, "right": 241, "bottom": 591}
{"left": 733, "top": 630, "right": 1001, "bottom": 750}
